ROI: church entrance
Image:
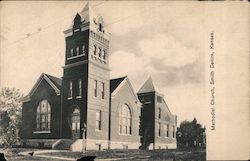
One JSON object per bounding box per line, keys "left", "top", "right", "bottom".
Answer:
{"left": 71, "top": 108, "right": 80, "bottom": 139}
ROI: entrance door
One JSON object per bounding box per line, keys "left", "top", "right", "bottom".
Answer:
{"left": 71, "top": 108, "right": 80, "bottom": 139}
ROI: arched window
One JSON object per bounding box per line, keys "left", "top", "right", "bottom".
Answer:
{"left": 36, "top": 100, "right": 51, "bottom": 131}
{"left": 72, "top": 108, "right": 80, "bottom": 133}
{"left": 119, "top": 104, "right": 132, "bottom": 135}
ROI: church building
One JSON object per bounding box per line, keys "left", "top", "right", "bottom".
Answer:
{"left": 20, "top": 3, "right": 177, "bottom": 151}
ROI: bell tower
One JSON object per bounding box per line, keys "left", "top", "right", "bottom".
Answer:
{"left": 61, "top": 2, "right": 111, "bottom": 145}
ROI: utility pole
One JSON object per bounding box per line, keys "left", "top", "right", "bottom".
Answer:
{"left": 82, "top": 123, "right": 87, "bottom": 155}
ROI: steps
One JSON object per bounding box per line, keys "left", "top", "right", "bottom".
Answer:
{"left": 53, "top": 139, "right": 75, "bottom": 150}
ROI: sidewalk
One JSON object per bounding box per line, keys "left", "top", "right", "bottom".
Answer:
{"left": 19, "top": 150, "right": 132, "bottom": 161}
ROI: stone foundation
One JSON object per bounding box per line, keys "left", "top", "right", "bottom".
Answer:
{"left": 70, "top": 139, "right": 109, "bottom": 151}
{"left": 109, "top": 141, "right": 140, "bottom": 150}
{"left": 148, "top": 142, "right": 177, "bottom": 150}
{"left": 21, "top": 139, "right": 58, "bottom": 148}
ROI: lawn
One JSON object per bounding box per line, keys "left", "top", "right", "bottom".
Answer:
{"left": 1, "top": 148, "right": 206, "bottom": 161}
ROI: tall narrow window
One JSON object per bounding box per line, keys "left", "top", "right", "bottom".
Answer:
{"left": 102, "top": 50, "right": 106, "bottom": 60}
{"left": 173, "top": 126, "right": 175, "bottom": 138}
{"left": 167, "top": 124, "right": 169, "bottom": 137}
{"left": 70, "top": 48, "right": 74, "bottom": 57}
{"left": 99, "top": 23, "right": 102, "bottom": 32}
{"left": 158, "top": 122, "right": 161, "bottom": 137}
{"left": 98, "top": 48, "right": 101, "bottom": 58}
{"left": 119, "top": 104, "right": 132, "bottom": 135}
{"left": 94, "top": 80, "right": 97, "bottom": 97}
{"left": 82, "top": 45, "right": 85, "bottom": 55}
{"left": 72, "top": 108, "right": 80, "bottom": 133}
{"left": 76, "top": 47, "right": 79, "bottom": 55}
{"left": 77, "top": 79, "right": 82, "bottom": 97}
{"left": 95, "top": 110, "right": 102, "bottom": 130}
{"left": 93, "top": 45, "right": 96, "bottom": 55}
{"left": 36, "top": 100, "right": 51, "bottom": 131}
{"left": 158, "top": 108, "right": 161, "bottom": 119}
{"left": 164, "top": 125, "right": 167, "bottom": 137}
{"left": 101, "top": 82, "right": 104, "bottom": 99}
{"left": 68, "top": 81, "right": 73, "bottom": 98}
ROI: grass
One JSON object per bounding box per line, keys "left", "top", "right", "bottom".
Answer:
{"left": 41, "top": 148, "right": 206, "bottom": 161}
{"left": 1, "top": 148, "right": 206, "bottom": 161}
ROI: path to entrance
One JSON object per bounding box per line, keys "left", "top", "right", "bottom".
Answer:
{"left": 19, "top": 150, "right": 134, "bottom": 161}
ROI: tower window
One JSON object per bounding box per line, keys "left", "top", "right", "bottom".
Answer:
{"left": 99, "top": 23, "right": 103, "bottom": 32}
{"left": 95, "top": 110, "right": 102, "bottom": 130}
{"left": 82, "top": 45, "right": 85, "bottom": 55}
{"left": 173, "top": 126, "right": 175, "bottom": 138}
{"left": 167, "top": 124, "right": 169, "bottom": 137}
{"left": 94, "top": 80, "right": 97, "bottom": 97}
{"left": 158, "top": 108, "right": 161, "bottom": 119}
{"left": 77, "top": 79, "right": 82, "bottom": 97}
{"left": 98, "top": 48, "right": 101, "bottom": 58}
{"left": 70, "top": 48, "right": 74, "bottom": 57}
{"left": 101, "top": 82, "right": 104, "bottom": 99}
{"left": 76, "top": 47, "right": 79, "bottom": 55}
{"left": 164, "top": 125, "right": 167, "bottom": 137}
{"left": 68, "top": 81, "right": 73, "bottom": 99}
{"left": 102, "top": 50, "right": 106, "bottom": 60}
{"left": 93, "top": 45, "right": 97, "bottom": 55}
{"left": 158, "top": 122, "right": 161, "bottom": 137}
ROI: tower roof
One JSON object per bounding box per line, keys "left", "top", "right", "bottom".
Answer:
{"left": 78, "top": 2, "right": 98, "bottom": 25}
{"left": 65, "top": 2, "right": 110, "bottom": 38}
{"left": 138, "top": 76, "right": 163, "bottom": 95}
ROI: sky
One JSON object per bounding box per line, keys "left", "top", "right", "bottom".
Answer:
{"left": 0, "top": 1, "right": 206, "bottom": 126}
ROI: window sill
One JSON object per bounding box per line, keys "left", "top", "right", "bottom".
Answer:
{"left": 67, "top": 97, "right": 72, "bottom": 100}
{"left": 33, "top": 131, "right": 51, "bottom": 134}
{"left": 67, "top": 54, "right": 85, "bottom": 60}
{"left": 118, "top": 133, "right": 132, "bottom": 136}
{"left": 76, "top": 96, "right": 82, "bottom": 99}
{"left": 95, "top": 129, "right": 102, "bottom": 132}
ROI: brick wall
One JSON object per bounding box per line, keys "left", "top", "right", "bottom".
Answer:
{"left": 21, "top": 79, "right": 61, "bottom": 139}
{"left": 110, "top": 80, "right": 141, "bottom": 148}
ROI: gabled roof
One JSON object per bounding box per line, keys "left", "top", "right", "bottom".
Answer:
{"left": 110, "top": 76, "right": 127, "bottom": 93}
{"left": 137, "top": 76, "right": 162, "bottom": 95}
{"left": 22, "top": 73, "right": 62, "bottom": 102}
{"left": 110, "top": 76, "right": 139, "bottom": 101}
{"left": 46, "top": 74, "right": 62, "bottom": 90}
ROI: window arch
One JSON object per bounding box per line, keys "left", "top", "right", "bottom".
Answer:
{"left": 119, "top": 104, "right": 132, "bottom": 135}
{"left": 36, "top": 100, "right": 51, "bottom": 131}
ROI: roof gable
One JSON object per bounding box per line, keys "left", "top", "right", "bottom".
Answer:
{"left": 110, "top": 76, "right": 139, "bottom": 101}
{"left": 110, "top": 76, "right": 126, "bottom": 93}
{"left": 22, "top": 73, "right": 62, "bottom": 102}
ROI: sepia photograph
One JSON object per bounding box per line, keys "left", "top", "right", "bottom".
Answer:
{"left": 0, "top": 1, "right": 249, "bottom": 161}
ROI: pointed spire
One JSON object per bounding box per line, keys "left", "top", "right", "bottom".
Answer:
{"left": 80, "top": 2, "right": 89, "bottom": 13}
{"left": 138, "top": 76, "right": 163, "bottom": 94}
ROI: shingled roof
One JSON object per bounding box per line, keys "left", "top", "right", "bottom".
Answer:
{"left": 110, "top": 76, "right": 127, "bottom": 93}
